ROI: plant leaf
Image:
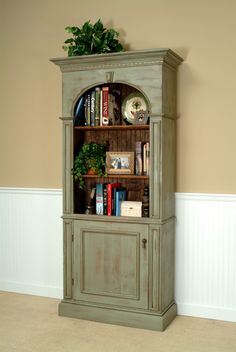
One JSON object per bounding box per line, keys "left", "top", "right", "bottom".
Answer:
{"left": 63, "top": 19, "right": 124, "bottom": 57}
{"left": 64, "top": 38, "right": 74, "bottom": 44}
{"left": 94, "top": 19, "right": 104, "bottom": 32}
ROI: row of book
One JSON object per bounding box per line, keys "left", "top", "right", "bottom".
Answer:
{"left": 74, "top": 86, "right": 121, "bottom": 126}
{"left": 135, "top": 141, "right": 150, "bottom": 176}
{"left": 96, "top": 183, "right": 126, "bottom": 216}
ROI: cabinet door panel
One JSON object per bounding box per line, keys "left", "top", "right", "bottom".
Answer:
{"left": 73, "top": 220, "right": 148, "bottom": 309}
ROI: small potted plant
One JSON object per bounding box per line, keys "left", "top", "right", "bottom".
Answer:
{"left": 74, "top": 142, "right": 107, "bottom": 189}
{"left": 63, "top": 19, "right": 124, "bottom": 57}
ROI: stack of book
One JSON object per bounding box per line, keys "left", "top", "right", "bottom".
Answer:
{"left": 74, "top": 86, "right": 121, "bottom": 126}
{"left": 96, "top": 183, "right": 127, "bottom": 216}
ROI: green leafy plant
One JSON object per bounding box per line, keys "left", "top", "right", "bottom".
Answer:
{"left": 63, "top": 19, "right": 124, "bottom": 57}
{"left": 74, "top": 142, "right": 107, "bottom": 189}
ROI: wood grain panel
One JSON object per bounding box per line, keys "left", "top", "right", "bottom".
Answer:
{"left": 73, "top": 220, "right": 149, "bottom": 309}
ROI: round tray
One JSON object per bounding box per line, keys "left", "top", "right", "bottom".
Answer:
{"left": 121, "top": 92, "right": 149, "bottom": 125}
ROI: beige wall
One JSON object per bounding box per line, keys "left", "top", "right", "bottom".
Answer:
{"left": 1, "top": 0, "right": 236, "bottom": 193}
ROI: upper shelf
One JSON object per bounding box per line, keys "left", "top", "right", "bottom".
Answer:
{"left": 74, "top": 125, "right": 149, "bottom": 131}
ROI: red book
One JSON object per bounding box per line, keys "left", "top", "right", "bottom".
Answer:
{"left": 107, "top": 183, "right": 121, "bottom": 216}
{"left": 102, "top": 86, "right": 109, "bottom": 125}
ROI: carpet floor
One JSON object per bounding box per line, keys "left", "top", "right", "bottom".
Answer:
{"left": 0, "top": 291, "right": 236, "bottom": 352}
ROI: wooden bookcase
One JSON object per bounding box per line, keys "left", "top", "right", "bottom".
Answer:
{"left": 51, "top": 48, "right": 183, "bottom": 331}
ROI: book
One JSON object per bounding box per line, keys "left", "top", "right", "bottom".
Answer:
{"left": 73, "top": 96, "right": 85, "bottom": 126}
{"left": 100, "top": 89, "right": 103, "bottom": 126}
{"left": 112, "top": 186, "right": 125, "bottom": 215}
{"left": 115, "top": 188, "right": 127, "bottom": 216}
{"left": 142, "top": 142, "right": 150, "bottom": 176}
{"left": 95, "top": 87, "right": 101, "bottom": 126}
{"left": 107, "top": 182, "right": 121, "bottom": 216}
{"left": 135, "top": 141, "right": 143, "bottom": 175}
{"left": 90, "top": 90, "right": 96, "bottom": 126}
{"left": 103, "top": 184, "right": 108, "bottom": 215}
{"left": 112, "top": 186, "right": 118, "bottom": 215}
{"left": 143, "top": 143, "right": 147, "bottom": 175}
{"left": 85, "top": 93, "right": 91, "bottom": 126}
{"left": 102, "top": 86, "right": 109, "bottom": 125}
{"left": 146, "top": 142, "right": 150, "bottom": 176}
{"left": 96, "top": 183, "right": 105, "bottom": 215}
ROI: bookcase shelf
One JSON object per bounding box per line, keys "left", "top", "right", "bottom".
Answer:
{"left": 83, "top": 174, "right": 149, "bottom": 179}
{"left": 74, "top": 125, "right": 149, "bottom": 131}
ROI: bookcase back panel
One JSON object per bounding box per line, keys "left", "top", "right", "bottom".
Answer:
{"left": 74, "top": 128, "right": 149, "bottom": 154}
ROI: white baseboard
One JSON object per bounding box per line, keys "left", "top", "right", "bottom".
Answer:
{"left": 0, "top": 280, "right": 63, "bottom": 299}
{"left": 0, "top": 188, "right": 236, "bottom": 322}
{"left": 177, "top": 303, "right": 236, "bottom": 323}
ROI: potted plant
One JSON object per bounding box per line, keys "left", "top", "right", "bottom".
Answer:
{"left": 63, "top": 19, "right": 124, "bottom": 57}
{"left": 74, "top": 142, "right": 107, "bottom": 189}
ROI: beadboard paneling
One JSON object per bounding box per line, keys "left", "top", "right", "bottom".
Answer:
{"left": 175, "top": 193, "right": 236, "bottom": 322}
{"left": 0, "top": 188, "right": 63, "bottom": 298}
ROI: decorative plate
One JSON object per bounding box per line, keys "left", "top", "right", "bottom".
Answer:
{"left": 122, "top": 92, "right": 149, "bottom": 125}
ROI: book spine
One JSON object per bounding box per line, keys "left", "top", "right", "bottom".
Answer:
{"left": 102, "top": 87, "right": 109, "bottom": 125}
{"left": 96, "top": 183, "right": 104, "bottom": 215}
{"left": 86, "top": 94, "right": 91, "bottom": 126}
{"left": 74, "top": 96, "right": 85, "bottom": 126}
{"left": 143, "top": 143, "right": 147, "bottom": 175}
{"left": 95, "top": 87, "right": 101, "bottom": 126}
{"left": 103, "top": 185, "right": 107, "bottom": 215}
{"left": 146, "top": 142, "right": 150, "bottom": 176}
{"left": 100, "top": 90, "right": 103, "bottom": 126}
{"left": 107, "top": 183, "right": 121, "bottom": 216}
{"left": 90, "top": 90, "right": 95, "bottom": 126}
{"left": 135, "top": 141, "right": 143, "bottom": 175}
{"left": 107, "top": 184, "right": 112, "bottom": 216}
{"left": 112, "top": 187, "right": 117, "bottom": 215}
{"left": 115, "top": 190, "right": 127, "bottom": 216}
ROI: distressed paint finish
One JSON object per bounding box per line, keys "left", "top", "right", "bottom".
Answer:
{"left": 52, "top": 48, "right": 183, "bottom": 330}
{"left": 150, "top": 117, "right": 161, "bottom": 218}
{"left": 161, "top": 118, "right": 176, "bottom": 219}
{"left": 51, "top": 49, "right": 183, "bottom": 119}
{"left": 60, "top": 118, "right": 73, "bottom": 214}
{"left": 63, "top": 220, "right": 73, "bottom": 299}
{"left": 58, "top": 300, "right": 177, "bottom": 332}
{"left": 73, "top": 220, "right": 149, "bottom": 309}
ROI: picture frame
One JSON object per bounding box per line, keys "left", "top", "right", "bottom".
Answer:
{"left": 106, "top": 152, "right": 134, "bottom": 175}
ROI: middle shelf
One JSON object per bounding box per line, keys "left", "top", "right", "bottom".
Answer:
{"left": 83, "top": 174, "right": 149, "bottom": 179}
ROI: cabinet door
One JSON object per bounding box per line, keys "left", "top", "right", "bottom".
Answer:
{"left": 73, "top": 220, "right": 149, "bottom": 309}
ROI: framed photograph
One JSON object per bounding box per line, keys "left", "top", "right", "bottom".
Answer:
{"left": 106, "top": 152, "right": 134, "bottom": 175}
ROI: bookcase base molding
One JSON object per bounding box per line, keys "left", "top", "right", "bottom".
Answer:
{"left": 58, "top": 301, "right": 177, "bottom": 332}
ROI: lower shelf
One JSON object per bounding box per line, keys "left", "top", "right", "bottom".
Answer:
{"left": 58, "top": 301, "right": 177, "bottom": 331}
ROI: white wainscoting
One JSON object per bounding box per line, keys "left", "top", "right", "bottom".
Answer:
{"left": 0, "top": 187, "right": 63, "bottom": 298}
{"left": 0, "top": 188, "right": 236, "bottom": 322}
{"left": 175, "top": 193, "right": 236, "bottom": 322}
